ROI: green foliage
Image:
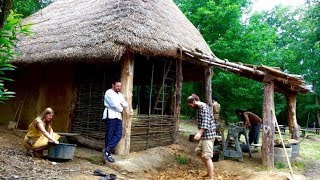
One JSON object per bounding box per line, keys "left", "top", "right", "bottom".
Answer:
{"left": 0, "top": 11, "right": 31, "bottom": 102}
{"left": 212, "top": 70, "right": 263, "bottom": 122}
{"left": 181, "top": 81, "right": 203, "bottom": 117}
{"left": 175, "top": 0, "right": 319, "bottom": 126}
{"left": 275, "top": 162, "right": 286, "bottom": 169}
{"left": 175, "top": 154, "right": 190, "bottom": 165}
{"left": 292, "top": 161, "right": 306, "bottom": 169}
{"left": 12, "top": 0, "right": 53, "bottom": 18}
{"left": 175, "top": 0, "right": 250, "bottom": 44}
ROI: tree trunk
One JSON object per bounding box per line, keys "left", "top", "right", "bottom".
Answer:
{"left": 204, "top": 66, "right": 213, "bottom": 107}
{"left": 69, "top": 136, "right": 104, "bottom": 151}
{"left": 313, "top": 80, "right": 320, "bottom": 127}
{"left": 286, "top": 92, "right": 299, "bottom": 139}
{"left": 262, "top": 77, "right": 275, "bottom": 168}
{"left": 0, "top": 0, "right": 13, "bottom": 29}
{"left": 116, "top": 52, "right": 134, "bottom": 155}
{"left": 173, "top": 59, "right": 182, "bottom": 143}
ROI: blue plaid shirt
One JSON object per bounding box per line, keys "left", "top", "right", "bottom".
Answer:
{"left": 197, "top": 102, "right": 216, "bottom": 140}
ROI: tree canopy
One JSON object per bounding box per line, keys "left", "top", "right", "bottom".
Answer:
{"left": 175, "top": 0, "right": 320, "bottom": 126}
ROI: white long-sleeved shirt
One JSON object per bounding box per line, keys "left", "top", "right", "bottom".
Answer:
{"left": 102, "top": 89, "right": 128, "bottom": 120}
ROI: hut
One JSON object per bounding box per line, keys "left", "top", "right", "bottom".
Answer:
{"left": 0, "top": 0, "right": 312, "bottom": 168}
{"left": 0, "top": 0, "right": 215, "bottom": 154}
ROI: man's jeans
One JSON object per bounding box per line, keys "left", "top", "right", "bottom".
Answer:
{"left": 104, "top": 118, "right": 122, "bottom": 150}
{"left": 249, "top": 123, "right": 261, "bottom": 144}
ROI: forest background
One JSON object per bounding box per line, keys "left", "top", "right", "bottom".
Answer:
{"left": 1, "top": 0, "right": 319, "bottom": 126}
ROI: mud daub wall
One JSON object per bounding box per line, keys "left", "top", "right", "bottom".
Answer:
{"left": 130, "top": 115, "right": 175, "bottom": 151}
{"left": 0, "top": 64, "right": 75, "bottom": 131}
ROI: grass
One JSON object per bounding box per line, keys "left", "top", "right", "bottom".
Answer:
{"left": 175, "top": 154, "right": 190, "bottom": 165}
{"left": 292, "top": 161, "right": 306, "bottom": 169}
{"left": 179, "top": 119, "right": 198, "bottom": 134}
{"left": 180, "top": 115, "right": 192, "bottom": 120}
{"left": 299, "top": 136, "right": 320, "bottom": 160}
{"left": 179, "top": 121, "right": 320, "bottom": 172}
{"left": 275, "top": 162, "right": 286, "bottom": 169}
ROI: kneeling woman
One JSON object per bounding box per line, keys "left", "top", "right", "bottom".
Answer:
{"left": 23, "top": 107, "right": 60, "bottom": 157}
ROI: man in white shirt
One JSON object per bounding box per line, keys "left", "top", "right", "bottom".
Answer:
{"left": 102, "top": 81, "right": 128, "bottom": 163}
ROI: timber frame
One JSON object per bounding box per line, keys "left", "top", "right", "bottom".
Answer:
{"left": 177, "top": 46, "right": 312, "bottom": 168}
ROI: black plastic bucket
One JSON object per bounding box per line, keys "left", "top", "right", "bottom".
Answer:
{"left": 212, "top": 151, "right": 219, "bottom": 162}
{"left": 48, "top": 143, "right": 76, "bottom": 160}
{"left": 212, "top": 146, "right": 220, "bottom": 162}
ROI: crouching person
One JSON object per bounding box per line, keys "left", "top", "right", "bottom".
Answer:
{"left": 23, "top": 107, "right": 59, "bottom": 157}
{"left": 187, "top": 94, "right": 216, "bottom": 180}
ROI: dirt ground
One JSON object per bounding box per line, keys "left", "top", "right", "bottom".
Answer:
{"left": 0, "top": 124, "right": 314, "bottom": 180}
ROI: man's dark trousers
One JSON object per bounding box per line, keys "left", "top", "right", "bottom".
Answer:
{"left": 104, "top": 118, "right": 122, "bottom": 151}
{"left": 249, "top": 123, "right": 261, "bottom": 144}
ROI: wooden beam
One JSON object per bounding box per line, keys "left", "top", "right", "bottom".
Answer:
{"left": 204, "top": 66, "right": 213, "bottom": 107}
{"left": 173, "top": 59, "right": 182, "bottom": 143}
{"left": 177, "top": 47, "right": 311, "bottom": 93}
{"left": 68, "top": 135, "right": 103, "bottom": 151}
{"left": 286, "top": 92, "right": 299, "bottom": 139}
{"left": 262, "top": 76, "right": 275, "bottom": 168}
{"left": 116, "top": 51, "right": 134, "bottom": 155}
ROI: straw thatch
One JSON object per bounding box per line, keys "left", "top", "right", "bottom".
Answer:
{"left": 14, "top": 0, "right": 213, "bottom": 63}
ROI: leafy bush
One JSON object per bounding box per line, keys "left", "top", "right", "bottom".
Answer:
{"left": 175, "top": 154, "right": 190, "bottom": 165}
{"left": 292, "top": 161, "right": 306, "bottom": 169}
{"left": 275, "top": 162, "right": 286, "bottom": 169}
{"left": 0, "top": 11, "right": 31, "bottom": 103}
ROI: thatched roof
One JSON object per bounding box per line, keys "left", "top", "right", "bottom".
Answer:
{"left": 14, "top": 0, "right": 213, "bottom": 63}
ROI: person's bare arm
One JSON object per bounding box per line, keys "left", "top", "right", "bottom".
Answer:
{"left": 194, "top": 128, "right": 205, "bottom": 140}
{"left": 243, "top": 113, "right": 251, "bottom": 128}
{"left": 48, "top": 124, "right": 53, "bottom": 136}
{"left": 36, "top": 122, "right": 59, "bottom": 144}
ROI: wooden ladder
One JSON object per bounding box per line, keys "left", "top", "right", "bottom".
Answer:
{"left": 152, "top": 60, "right": 175, "bottom": 115}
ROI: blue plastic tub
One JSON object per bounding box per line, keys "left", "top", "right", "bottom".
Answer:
{"left": 48, "top": 143, "right": 76, "bottom": 160}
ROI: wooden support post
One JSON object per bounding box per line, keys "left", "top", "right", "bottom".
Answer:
{"left": 313, "top": 80, "right": 320, "bottom": 131}
{"left": 262, "top": 77, "right": 275, "bottom": 168}
{"left": 116, "top": 52, "right": 134, "bottom": 155}
{"left": 204, "top": 66, "right": 213, "bottom": 107}
{"left": 173, "top": 59, "right": 182, "bottom": 143}
{"left": 286, "top": 92, "right": 299, "bottom": 139}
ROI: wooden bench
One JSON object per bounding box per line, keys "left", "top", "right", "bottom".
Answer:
{"left": 275, "top": 125, "right": 286, "bottom": 135}
{"left": 251, "top": 144, "right": 262, "bottom": 148}
{"left": 300, "top": 127, "right": 320, "bottom": 137}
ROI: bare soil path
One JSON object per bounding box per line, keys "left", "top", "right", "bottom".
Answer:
{"left": 0, "top": 123, "right": 315, "bottom": 180}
